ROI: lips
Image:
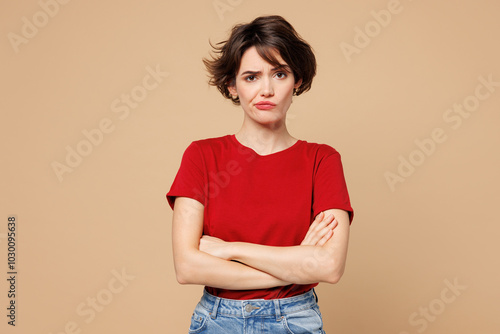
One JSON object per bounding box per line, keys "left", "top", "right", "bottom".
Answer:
{"left": 255, "top": 101, "right": 276, "bottom": 110}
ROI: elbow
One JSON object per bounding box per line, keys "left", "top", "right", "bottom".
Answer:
{"left": 323, "top": 260, "right": 345, "bottom": 284}
{"left": 175, "top": 272, "right": 189, "bottom": 285}
{"left": 175, "top": 270, "right": 189, "bottom": 285}
{"left": 173, "top": 250, "right": 209, "bottom": 285}
{"left": 325, "top": 272, "right": 342, "bottom": 284}
{"left": 174, "top": 261, "right": 195, "bottom": 285}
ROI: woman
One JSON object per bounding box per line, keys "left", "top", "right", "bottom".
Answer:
{"left": 167, "top": 15, "right": 353, "bottom": 333}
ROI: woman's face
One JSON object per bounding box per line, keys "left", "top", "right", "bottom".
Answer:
{"left": 229, "top": 46, "right": 301, "bottom": 128}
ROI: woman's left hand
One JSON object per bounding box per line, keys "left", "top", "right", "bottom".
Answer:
{"left": 301, "top": 212, "right": 338, "bottom": 246}
{"left": 199, "top": 235, "right": 232, "bottom": 260}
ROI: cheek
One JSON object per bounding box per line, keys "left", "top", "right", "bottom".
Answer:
{"left": 280, "top": 87, "right": 295, "bottom": 102}
{"left": 238, "top": 87, "right": 257, "bottom": 102}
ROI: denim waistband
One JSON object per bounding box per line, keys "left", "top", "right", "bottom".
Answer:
{"left": 199, "top": 288, "right": 318, "bottom": 321}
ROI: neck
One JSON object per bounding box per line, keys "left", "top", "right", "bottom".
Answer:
{"left": 235, "top": 119, "right": 297, "bottom": 156}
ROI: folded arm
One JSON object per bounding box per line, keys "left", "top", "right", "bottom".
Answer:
{"left": 172, "top": 196, "right": 292, "bottom": 289}
{"left": 200, "top": 209, "right": 351, "bottom": 285}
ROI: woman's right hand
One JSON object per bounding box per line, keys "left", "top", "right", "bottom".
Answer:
{"left": 300, "top": 212, "right": 338, "bottom": 246}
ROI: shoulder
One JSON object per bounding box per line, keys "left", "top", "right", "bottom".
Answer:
{"left": 182, "top": 135, "right": 234, "bottom": 161}
{"left": 185, "top": 135, "right": 233, "bottom": 152}
{"left": 190, "top": 135, "right": 232, "bottom": 149}
{"left": 300, "top": 140, "right": 341, "bottom": 159}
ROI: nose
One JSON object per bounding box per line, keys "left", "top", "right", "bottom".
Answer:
{"left": 260, "top": 77, "right": 274, "bottom": 97}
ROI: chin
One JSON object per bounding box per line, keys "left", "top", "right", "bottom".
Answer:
{"left": 256, "top": 118, "right": 285, "bottom": 127}
{"left": 255, "top": 111, "right": 280, "bottom": 119}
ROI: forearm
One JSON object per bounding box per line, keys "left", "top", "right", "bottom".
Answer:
{"left": 229, "top": 243, "right": 338, "bottom": 284}
{"left": 175, "top": 248, "right": 291, "bottom": 290}
{"left": 227, "top": 209, "right": 350, "bottom": 284}
{"left": 196, "top": 209, "right": 350, "bottom": 285}
{"left": 172, "top": 196, "right": 291, "bottom": 290}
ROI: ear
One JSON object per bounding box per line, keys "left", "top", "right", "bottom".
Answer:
{"left": 294, "top": 78, "right": 303, "bottom": 90}
{"left": 227, "top": 80, "right": 237, "bottom": 97}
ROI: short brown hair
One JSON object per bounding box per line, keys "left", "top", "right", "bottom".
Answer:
{"left": 203, "top": 15, "right": 317, "bottom": 105}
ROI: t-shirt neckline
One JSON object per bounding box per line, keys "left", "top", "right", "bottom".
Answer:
{"left": 229, "top": 134, "right": 303, "bottom": 158}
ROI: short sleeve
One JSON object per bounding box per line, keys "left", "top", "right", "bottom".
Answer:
{"left": 312, "top": 149, "right": 354, "bottom": 223}
{"left": 166, "top": 142, "right": 206, "bottom": 209}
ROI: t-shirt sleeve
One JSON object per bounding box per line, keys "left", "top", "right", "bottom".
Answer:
{"left": 312, "top": 147, "right": 354, "bottom": 223}
{"left": 166, "top": 142, "right": 206, "bottom": 209}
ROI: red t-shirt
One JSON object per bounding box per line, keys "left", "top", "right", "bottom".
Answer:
{"left": 167, "top": 135, "right": 353, "bottom": 300}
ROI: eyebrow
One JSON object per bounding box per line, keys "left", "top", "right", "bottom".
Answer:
{"left": 240, "top": 65, "right": 291, "bottom": 77}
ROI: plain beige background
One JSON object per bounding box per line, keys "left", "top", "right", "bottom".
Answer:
{"left": 1, "top": 0, "right": 499, "bottom": 333}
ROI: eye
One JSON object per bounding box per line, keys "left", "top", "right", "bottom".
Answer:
{"left": 245, "top": 75, "right": 257, "bottom": 82}
{"left": 275, "top": 72, "right": 287, "bottom": 79}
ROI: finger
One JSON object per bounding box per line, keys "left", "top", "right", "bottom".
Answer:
{"left": 317, "top": 229, "right": 334, "bottom": 246}
{"left": 309, "top": 213, "right": 333, "bottom": 234}
{"left": 308, "top": 212, "right": 324, "bottom": 230}
{"left": 301, "top": 213, "right": 336, "bottom": 246}
{"left": 318, "top": 219, "right": 337, "bottom": 237}
{"left": 324, "top": 213, "right": 335, "bottom": 224}
{"left": 310, "top": 214, "right": 335, "bottom": 237}
{"left": 330, "top": 218, "right": 339, "bottom": 230}
{"left": 302, "top": 213, "right": 324, "bottom": 242}
{"left": 317, "top": 219, "right": 336, "bottom": 240}
{"left": 316, "top": 211, "right": 325, "bottom": 221}
{"left": 320, "top": 219, "right": 338, "bottom": 244}
{"left": 302, "top": 218, "right": 336, "bottom": 246}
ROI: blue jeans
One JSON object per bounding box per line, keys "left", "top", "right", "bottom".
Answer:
{"left": 188, "top": 289, "right": 326, "bottom": 333}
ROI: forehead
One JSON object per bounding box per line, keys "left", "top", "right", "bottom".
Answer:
{"left": 237, "top": 46, "right": 287, "bottom": 72}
